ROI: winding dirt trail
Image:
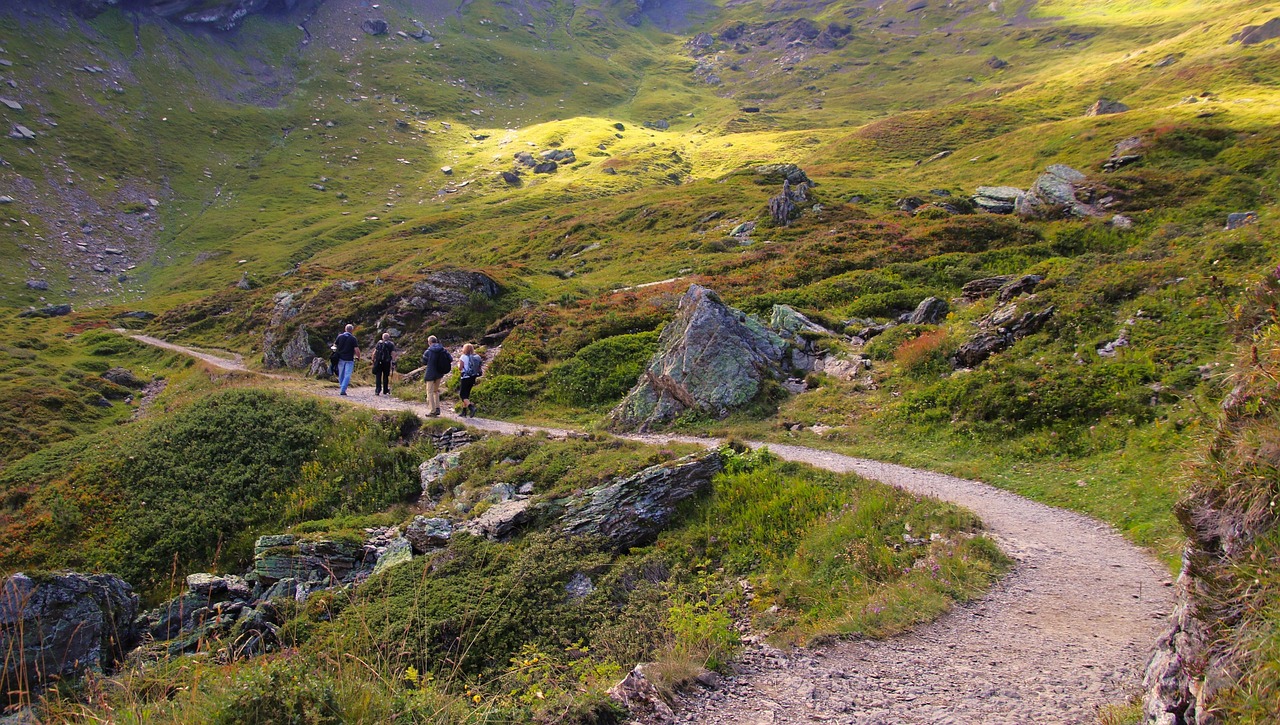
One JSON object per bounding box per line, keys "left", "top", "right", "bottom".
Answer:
{"left": 121, "top": 332, "right": 1172, "bottom": 723}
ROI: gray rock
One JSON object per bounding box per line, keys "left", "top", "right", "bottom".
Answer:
{"left": 561, "top": 452, "right": 723, "bottom": 551}
{"left": 500, "top": 170, "right": 521, "bottom": 185}
{"left": 1015, "top": 165, "right": 1097, "bottom": 218}
{"left": 952, "top": 307, "right": 1055, "bottom": 368}
{"left": 272, "top": 324, "right": 313, "bottom": 369}
{"left": 102, "top": 367, "right": 145, "bottom": 389}
{"left": 419, "top": 451, "right": 463, "bottom": 498}
{"left": 0, "top": 195, "right": 13, "bottom": 203}
{"left": 754, "top": 163, "right": 811, "bottom": 186}
{"left": 1085, "top": 98, "right": 1129, "bottom": 116}
{"left": 609, "top": 285, "right": 792, "bottom": 431}
{"left": 730, "top": 221, "right": 756, "bottom": 236}
{"left": 25, "top": 279, "right": 48, "bottom": 291}
{"left": 115, "top": 310, "right": 156, "bottom": 321}
{"left": 0, "top": 572, "right": 138, "bottom": 692}
{"left": 961, "top": 275, "right": 1014, "bottom": 300}
{"left": 361, "top": 19, "right": 389, "bottom": 36}
{"left": 1225, "top": 211, "right": 1257, "bottom": 230}
{"left": 907, "top": 297, "right": 948, "bottom": 325}
{"left": 260, "top": 578, "right": 299, "bottom": 602}
{"left": 308, "top": 356, "right": 330, "bottom": 379}
{"left": 770, "top": 305, "right": 832, "bottom": 337}
{"left": 253, "top": 537, "right": 365, "bottom": 585}
{"left": 371, "top": 537, "right": 413, "bottom": 575}
{"left": 514, "top": 151, "right": 537, "bottom": 167}
{"left": 18, "top": 304, "right": 72, "bottom": 318}
{"left": 565, "top": 572, "right": 595, "bottom": 601}
{"left": 972, "top": 186, "right": 1024, "bottom": 214}
{"left": 533, "top": 161, "right": 558, "bottom": 174}
{"left": 608, "top": 664, "right": 676, "bottom": 721}
{"left": 461, "top": 499, "right": 532, "bottom": 540}
{"left": 407, "top": 270, "right": 500, "bottom": 310}
{"left": 1232, "top": 17, "right": 1280, "bottom": 45}
{"left": 996, "top": 275, "right": 1043, "bottom": 303}
{"left": 9, "top": 124, "right": 35, "bottom": 140}
{"left": 0, "top": 98, "right": 21, "bottom": 111}
{"left": 185, "top": 573, "right": 251, "bottom": 600}
{"left": 404, "top": 516, "right": 453, "bottom": 552}
{"left": 1111, "top": 214, "right": 1134, "bottom": 229}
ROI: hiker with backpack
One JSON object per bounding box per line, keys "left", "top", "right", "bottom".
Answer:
{"left": 420, "top": 335, "right": 452, "bottom": 417}
{"left": 456, "top": 343, "right": 483, "bottom": 418}
{"left": 372, "top": 332, "right": 396, "bottom": 397}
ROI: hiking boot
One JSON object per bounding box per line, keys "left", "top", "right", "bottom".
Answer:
{"left": 428, "top": 409, "right": 440, "bottom": 417}
{"left": 468, "top": 404, "right": 478, "bottom": 418}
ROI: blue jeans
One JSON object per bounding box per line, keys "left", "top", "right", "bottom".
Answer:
{"left": 338, "top": 359, "right": 354, "bottom": 394}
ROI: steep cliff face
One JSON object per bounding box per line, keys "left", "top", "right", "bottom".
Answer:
{"left": 1144, "top": 274, "right": 1280, "bottom": 724}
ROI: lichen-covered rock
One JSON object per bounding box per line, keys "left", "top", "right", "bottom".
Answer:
{"left": 972, "top": 186, "right": 1024, "bottom": 214}
{"left": 0, "top": 572, "right": 138, "bottom": 692}
{"left": 770, "top": 305, "right": 832, "bottom": 338}
{"left": 371, "top": 537, "right": 413, "bottom": 575}
{"left": 280, "top": 324, "right": 315, "bottom": 369}
{"left": 609, "top": 285, "right": 792, "bottom": 431}
{"left": 907, "top": 297, "right": 948, "bottom": 325}
{"left": 252, "top": 535, "right": 365, "bottom": 584}
{"left": 404, "top": 270, "right": 500, "bottom": 311}
{"left": 608, "top": 664, "right": 676, "bottom": 721}
{"left": 561, "top": 452, "right": 723, "bottom": 551}
{"left": 405, "top": 516, "right": 453, "bottom": 552}
{"left": 952, "top": 307, "right": 1055, "bottom": 368}
{"left": 462, "top": 499, "right": 532, "bottom": 541}
{"left": 420, "top": 450, "right": 464, "bottom": 498}
{"left": 1015, "top": 165, "right": 1097, "bottom": 219}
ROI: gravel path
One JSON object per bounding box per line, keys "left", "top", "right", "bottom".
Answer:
{"left": 122, "top": 332, "right": 1173, "bottom": 723}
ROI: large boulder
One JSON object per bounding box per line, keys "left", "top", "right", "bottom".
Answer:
{"left": 461, "top": 499, "right": 532, "bottom": 541}
{"left": 280, "top": 324, "right": 315, "bottom": 369}
{"left": 1085, "top": 98, "right": 1129, "bottom": 116}
{"left": 404, "top": 516, "right": 453, "bottom": 552}
{"left": 1231, "top": 18, "right": 1280, "bottom": 45}
{"left": 907, "top": 297, "right": 948, "bottom": 325}
{"left": 252, "top": 535, "right": 367, "bottom": 585}
{"left": 561, "top": 452, "right": 723, "bottom": 551}
{"left": 1, "top": 572, "right": 138, "bottom": 694}
{"left": 403, "top": 270, "right": 500, "bottom": 311}
{"left": 754, "top": 164, "right": 811, "bottom": 186}
{"left": 1015, "top": 165, "right": 1098, "bottom": 219}
{"left": 609, "top": 285, "right": 792, "bottom": 431}
{"left": 972, "top": 186, "right": 1024, "bottom": 214}
{"left": 952, "top": 306, "right": 1055, "bottom": 368}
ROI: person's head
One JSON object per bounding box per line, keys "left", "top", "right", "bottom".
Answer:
{"left": 462, "top": 343, "right": 474, "bottom": 355}
{"left": 381, "top": 333, "right": 391, "bottom": 341}
{"left": 427, "top": 335, "right": 438, "bottom": 345}
{"left": 344, "top": 323, "right": 354, "bottom": 332}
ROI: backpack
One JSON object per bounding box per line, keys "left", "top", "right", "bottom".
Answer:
{"left": 374, "top": 340, "right": 393, "bottom": 364}
{"left": 463, "top": 353, "right": 483, "bottom": 378}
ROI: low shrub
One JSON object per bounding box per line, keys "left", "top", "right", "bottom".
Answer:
{"left": 546, "top": 331, "right": 658, "bottom": 407}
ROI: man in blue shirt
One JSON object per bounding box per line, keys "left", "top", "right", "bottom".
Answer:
{"left": 333, "top": 324, "right": 361, "bottom": 396}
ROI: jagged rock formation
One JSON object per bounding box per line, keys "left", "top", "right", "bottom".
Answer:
{"left": 1015, "top": 164, "right": 1098, "bottom": 219}
{"left": 561, "top": 451, "right": 723, "bottom": 551}
{"left": 0, "top": 572, "right": 138, "bottom": 696}
{"left": 952, "top": 306, "right": 1055, "bottom": 368}
{"left": 609, "top": 285, "right": 792, "bottom": 430}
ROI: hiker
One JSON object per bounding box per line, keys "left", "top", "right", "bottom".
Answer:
{"left": 372, "top": 332, "right": 396, "bottom": 396}
{"left": 333, "top": 323, "right": 361, "bottom": 396}
{"left": 328, "top": 344, "right": 340, "bottom": 377}
{"left": 420, "top": 334, "right": 452, "bottom": 416}
{"left": 456, "top": 343, "right": 483, "bottom": 418}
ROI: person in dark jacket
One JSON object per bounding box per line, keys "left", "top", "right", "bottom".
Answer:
{"left": 333, "top": 324, "right": 361, "bottom": 396}
{"left": 420, "top": 335, "right": 451, "bottom": 416}
{"left": 328, "top": 345, "right": 340, "bottom": 378}
{"left": 456, "top": 343, "right": 483, "bottom": 417}
{"left": 372, "top": 332, "right": 396, "bottom": 396}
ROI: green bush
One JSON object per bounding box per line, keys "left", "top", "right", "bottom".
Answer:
{"left": 546, "top": 331, "right": 658, "bottom": 407}
{"left": 472, "top": 375, "right": 537, "bottom": 416}
{"left": 211, "top": 658, "right": 341, "bottom": 725}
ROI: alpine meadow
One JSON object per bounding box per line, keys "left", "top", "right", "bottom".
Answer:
{"left": 1, "top": 1, "right": 1279, "bottom": 723}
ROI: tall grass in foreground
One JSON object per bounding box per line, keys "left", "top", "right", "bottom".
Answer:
{"left": 36, "top": 446, "right": 1006, "bottom": 723}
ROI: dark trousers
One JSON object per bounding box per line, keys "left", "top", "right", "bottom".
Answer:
{"left": 373, "top": 362, "right": 392, "bottom": 394}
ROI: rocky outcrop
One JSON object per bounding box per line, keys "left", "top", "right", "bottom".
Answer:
{"left": 754, "top": 164, "right": 811, "bottom": 186}
{"left": 561, "top": 452, "right": 722, "bottom": 551}
{"left": 280, "top": 324, "right": 315, "bottom": 369}
{"left": 1, "top": 572, "right": 138, "bottom": 695}
{"left": 770, "top": 305, "right": 833, "bottom": 338}
{"left": 609, "top": 664, "right": 676, "bottom": 721}
{"left": 64, "top": 0, "right": 305, "bottom": 31}
{"left": 1085, "top": 98, "right": 1130, "bottom": 116}
{"left": 952, "top": 306, "right": 1055, "bottom": 368}
{"left": 907, "top": 297, "right": 948, "bottom": 325}
{"left": 609, "top": 285, "right": 792, "bottom": 430}
{"left": 1015, "top": 165, "right": 1098, "bottom": 219}
{"left": 461, "top": 499, "right": 533, "bottom": 541}
{"left": 405, "top": 516, "right": 453, "bottom": 552}
{"left": 961, "top": 275, "right": 1013, "bottom": 300}
{"left": 252, "top": 535, "right": 368, "bottom": 585}
{"left": 1225, "top": 211, "right": 1257, "bottom": 230}
{"left": 972, "top": 186, "right": 1023, "bottom": 214}
{"left": 1231, "top": 17, "right": 1280, "bottom": 45}
{"left": 135, "top": 573, "right": 277, "bottom": 658}
{"left": 420, "top": 449, "right": 464, "bottom": 499}
{"left": 102, "top": 367, "right": 146, "bottom": 388}
{"left": 18, "top": 304, "right": 72, "bottom": 318}
{"left": 402, "top": 270, "right": 500, "bottom": 311}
